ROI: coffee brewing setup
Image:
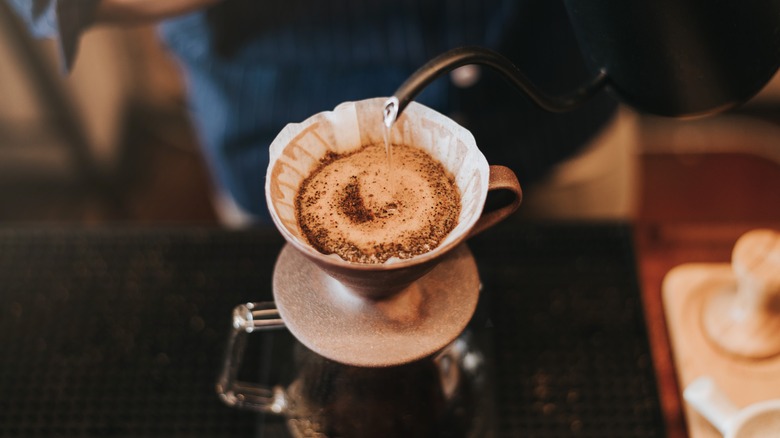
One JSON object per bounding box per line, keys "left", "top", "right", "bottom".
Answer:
{"left": 216, "top": 97, "right": 523, "bottom": 433}
{"left": 215, "top": 1, "right": 780, "bottom": 436}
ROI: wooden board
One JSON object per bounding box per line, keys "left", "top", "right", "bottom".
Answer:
{"left": 663, "top": 263, "right": 780, "bottom": 437}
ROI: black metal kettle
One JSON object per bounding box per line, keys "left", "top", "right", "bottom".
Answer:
{"left": 388, "top": 0, "right": 780, "bottom": 121}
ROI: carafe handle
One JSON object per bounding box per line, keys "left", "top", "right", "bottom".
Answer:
{"left": 216, "top": 302, "right": 289, "bottom": 414}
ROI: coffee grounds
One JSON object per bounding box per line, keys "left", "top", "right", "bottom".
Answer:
{"left": 295, "top": 143, "right": 460, "bottom": 264}
{"left": 339, "top": 176, "right": 374, "bottom": 223}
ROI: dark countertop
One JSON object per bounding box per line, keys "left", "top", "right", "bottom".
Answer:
{"left": 0, "top": 222, "right": 664, "bottom": 437}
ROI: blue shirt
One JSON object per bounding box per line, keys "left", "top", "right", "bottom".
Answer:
{"left": 8, "top": 0, "right": 617, "bottom": 222}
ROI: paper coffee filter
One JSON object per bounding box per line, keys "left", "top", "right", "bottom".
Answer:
{"left": 266, "top": 97, "right": 489, "bottom": 264}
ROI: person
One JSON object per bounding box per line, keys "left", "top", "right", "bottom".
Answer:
{"left": 7, "top": 0, "right": 619, "bottom": 226}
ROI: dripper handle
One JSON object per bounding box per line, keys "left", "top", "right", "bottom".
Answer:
{"left": 216, "top": 302, "right": 288, "bottom": 414}
{"left": 467, "top": 165, "right": 522, "bottom": 238}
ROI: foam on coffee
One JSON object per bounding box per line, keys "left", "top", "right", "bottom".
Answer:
{"left": 296, "top": 143, "right": 460, "bottom": 263}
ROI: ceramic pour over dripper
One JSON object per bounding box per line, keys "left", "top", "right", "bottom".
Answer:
{"left": 265, "top": 98, "right": 521, "bottom": 367}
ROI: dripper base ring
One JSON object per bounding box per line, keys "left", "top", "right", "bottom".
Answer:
{"left": 272, "top": 243, "right": 480, "bottom": 367}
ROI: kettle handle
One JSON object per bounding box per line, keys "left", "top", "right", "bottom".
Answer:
{"left": 216, "top": 302, "right": 289, "bottom": 414}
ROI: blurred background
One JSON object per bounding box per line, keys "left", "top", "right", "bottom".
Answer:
{"left": 1, "top": 23, "right": 779, "bottom": 226}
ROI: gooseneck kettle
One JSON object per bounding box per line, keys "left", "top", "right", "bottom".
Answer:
{"left": 386, "top": 0, "right": 780, "bottom": 123}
